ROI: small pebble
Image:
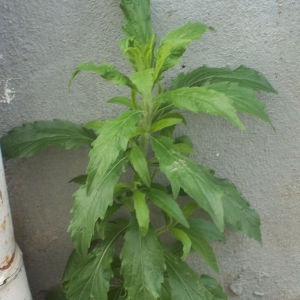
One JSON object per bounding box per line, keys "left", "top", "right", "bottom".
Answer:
{"left": 254, "top": 291, "right": 265, "bottom": 297}
{"left": 229, "top": 282, "right": 243, "bottom": 295}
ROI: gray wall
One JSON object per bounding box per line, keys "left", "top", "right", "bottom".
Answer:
{"left": 1, "top": 0, "right": 299, "bottom": 299}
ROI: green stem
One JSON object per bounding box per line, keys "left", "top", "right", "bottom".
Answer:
{"left": 131, "top": 89, "right": 138, "bottom": 109}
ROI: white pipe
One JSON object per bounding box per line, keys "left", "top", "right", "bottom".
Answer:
{"left": 0, "top": 147, "right": 32, "bottom": 299}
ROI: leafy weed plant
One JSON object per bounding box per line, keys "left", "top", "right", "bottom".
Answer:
{"left": 0, "top": 1, "right": 276, "bottom": 299}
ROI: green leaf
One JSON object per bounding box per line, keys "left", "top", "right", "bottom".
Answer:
{"left": 87, "top": 110, "right": 141, "bottom": 193}
{"left": 151, "top": 117, "right": 184, "bottom": 133}
{"left": 170, "top": 228, "right": 192, "bottom": 260}
{"left": 147, "top": 188, "right": 189, "bottom": 228}
{"left": 129, "top": 145, "right": 151, "bottom": 187}
{"left": 65, "top": 222, "right": 128, "bottom": 300}
{"left": 156, "top": 87, "right": 244, "bottom": 129}
{"left": 214, "top": 177, "right": 262, "bottom": 242}
{"left": 46, "top": 286, "right": 67, "bottom": 300}
{"left": 199, "top": 275, "right": 228, "bottom": 300}
{"left": 151, "top": 136, "right": 224, "bottom": 231}
{"left": 107, "top": 96, "right": 134, "bottom": 109}
{"left": 69, "top": 61, "right": 135, "bottom": 89}
{"left": 68, "top": 156, "right": 128, "bottom": 255}
{"left": 130, "top": 68, "right": 154, "bottom": 98}
{"left": 83, "top": 120, "right": 104, "bottom": 132}
{"left": 206, "top": 82, "right": 272, "bottom": 125}
{"left": 171, "top": 65, "right": 277, "bottom": 93}
{"left": 121, "top": 217, "right": 165, "bottom": 300}
{"left": 165, "top": 252, "right": 219, "bottom": 300}
{"left": 174, "top": 135, "right": 194, "bottom": 154}
{"left": 0, "top": 120, "right": 96, "bottom": 159}
{"left": 133, "top": 190, "right": 150, "bottom": 236}
{"left": 120, "top": 0, "right": 152, "bottom": 46}
{"left": 187, "top": 218, "right": 225, "bottom": 242}
{"left": 180, "top": 223, "right": 219, "bottom": 272}
{"left": 154, "top": 22, "right": 207, "bottom": 79}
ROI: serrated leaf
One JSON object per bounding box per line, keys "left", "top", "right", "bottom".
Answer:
{"left": 156, "top": 87, "right": 244, "bottom": 129}
{"left": 107, "top": 96, "right": 134, "bottom": 109}
{"left": 87, "top": 110, "right": 141, "bottom": 193}
{"left": 133, "top": 190, "right": 150, "bottom": 236}
{"left": 151, "top": 117, "right": 183, "bottom": 133}
{"left": 165, "top": 252, "right": 219, "bottom": 300}
{"left": 151, "top": 136, "right": 224, "bottom": 231}
{"left": 147, "top": 188, "right": 189, "bottom": 228}
{"left": 121, "top": 217, "right": 165, "bottom": 300}
{"left": 170, "top": 228, "right": 192, "bottom": 260}
{"left": 65, "top": 222, "right": 128, "bottom": 300}
{"left": 214, "top": 177, "right": 262, "bottom": 242}
{"left": 199, "top": 275, "right": 227, "bottom": 299}
{"left": 206, "top": 82, "right": 272, "bottom": 125}
{"left": 154, "top": 22, "right": 207, "bottom": 79}
{"left": 171, "top": 65, "right": 277, "bottom": 93}
{"left": 68, "top": 156, "right": 128, "bottom": 255}
{"left": 69, "top": 61, "right": 135, "bottom": 89}
{"left": 129, "top": 145, "right": 151, "bottom": 187}
{"left": 120, "top": 0, "right": 152, "bottom": 46}
{"left": 0, "top": 120, "right": 96, "bottom": 159}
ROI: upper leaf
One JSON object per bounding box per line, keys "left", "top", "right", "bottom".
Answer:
{"left": 154, "top": 22, "right": 207, "bottom": 79}
{"left": 151, "top": 136, "right": 224, "bottom": 231}
{"left": 156, "top": 87, "right": 244, "bottom": 129}
{"left": 0, "top": 120, "right": 96, "bottom": 159}
{"left": 69, "top": 61, "right": 135, "bottom": 89}
{"left": 171, "top": 65, "right": 277, "bottom": 93}
{"left": 68, "top": 156, "right": 127, "bottom": 255}
{"left": 120, "top": 0, "right": 152, "bottom": 46}
{"left": 133, "top": 190, "right": 150, "bottom": 236}
{"left": 121, "top": 217, "right": 165, "bottom": 300}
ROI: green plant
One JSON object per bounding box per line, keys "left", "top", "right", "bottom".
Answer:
{"left": 1, "top": 1, "right": 276, "bottom": 299}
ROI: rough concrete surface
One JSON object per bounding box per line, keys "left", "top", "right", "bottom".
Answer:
{"left": 0, "top": 0, "right": 299, "bottom": 299}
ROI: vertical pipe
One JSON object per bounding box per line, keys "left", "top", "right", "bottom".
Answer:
{"left": 0, "top": 147, "right": 32, "bottom": 299}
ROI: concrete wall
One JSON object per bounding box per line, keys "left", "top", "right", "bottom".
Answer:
{"left": 0, "top": 0, "right": 299, "bottom": 299}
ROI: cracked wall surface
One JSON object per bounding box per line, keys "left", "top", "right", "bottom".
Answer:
{"left": 0, "top": 1, "right": 300, "bottom": 299}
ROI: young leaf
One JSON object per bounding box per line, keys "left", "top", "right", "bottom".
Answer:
{"left": 151, "top": 136, "right": 224, "bottom": 231}
{"left": 0, "top": 120, "right": 96, "bottom": 159}
{"left": 174, "top": 135, "right": 194, "bottom": 154}
{"left": 156, "top": 87, "right": 244, "bottom": 129}
{"left": 65, "top": 222, "right": 128, "bottom": 300}
{"left": 68, "top": 156, "right": 128, "bottom": 255}
{"left": 133, "top": 190, "right": 150, "bottom": 236}
{"left": 129, "top": 145, "right": 151, "bottom": 187}
{"left": 69, "top": 174, "right": 87, "bottom": 185}
{"left": 130, "top": 68, "right": 154, "bottom": 98}
{"left": 170, "top": 228, "right": 192, "bottom": 260}
{"left": 154, "top": 22, "right": 207, "bottom": 79}
{"left": 147, "top": 187, "right": 189, "bottom": 228}
{"left": 87, "top": 110, "right": 141, "bottom": 193}
{"left": 214, "top": 177, "right": 262, "bottom": 242}
{"left": 165, "top": 252, "right": 220, "bottom": 300}
{"left": 107, "top": 96, "right": 134, "bottom": 109}
{"left": 120, "top": 0, "right": 152, "bottom": 46}
{"left": 171, "top": 65, "right": 277, "bottom": 93}
{"left": 69, "top": 61, "right": 135, "bottom": 89}
{"left": 83, "top": 120, "right": 104, "bottom": 132}
{"left": 121, "top": 217, "right": 165, "bottom": 300}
